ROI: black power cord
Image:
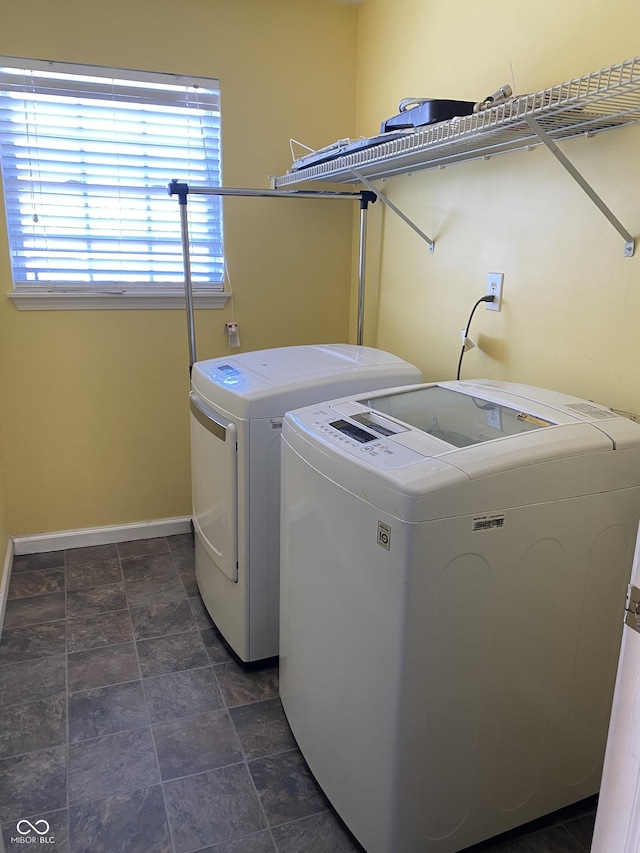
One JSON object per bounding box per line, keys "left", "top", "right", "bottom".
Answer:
{"left": 456, "top": 294, "right": 495, "bottom": 380}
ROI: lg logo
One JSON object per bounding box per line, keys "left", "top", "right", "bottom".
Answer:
{"left": 377, "top": 521, "right": 391, "bottom": 550}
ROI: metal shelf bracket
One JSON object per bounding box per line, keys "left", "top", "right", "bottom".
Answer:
{"left": 523, "top": 116, "right": 635, "bottom": 257}
{"left": 350, "top": 169, "right": 435, "bottom": 254}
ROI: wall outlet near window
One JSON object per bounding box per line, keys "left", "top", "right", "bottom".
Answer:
{"left": 486, "top": 272, "right": 504, "bottom": 311}
{"left": 224, "top": 322, "right": 241, "bottom": 348}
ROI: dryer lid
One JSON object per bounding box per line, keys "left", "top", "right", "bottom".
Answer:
{"left": 191, "top": 344, "right": 421, "bottom": 419}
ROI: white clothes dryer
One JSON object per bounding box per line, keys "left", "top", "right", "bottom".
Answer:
{"left": 279, "top": 379, "right": 640, "bottom": 853}
{"left": 189, "top": 344, "right": 421, "bottom": 662}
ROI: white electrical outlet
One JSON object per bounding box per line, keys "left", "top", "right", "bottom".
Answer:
{"left": 486, "top": 272, "right": 504, "bottom": 311}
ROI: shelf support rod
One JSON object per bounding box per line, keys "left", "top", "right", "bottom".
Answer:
{"left": 171, "top": 182, "right": 198, "bottom": 371}
{"left": 356, "top": 193, "right": 377, "bottom": 346}
{"left": 524, "top": 116, "right": 635, "bottom": 257}
{"left": 350, "top": 169, "right": 435, "bottom": 254}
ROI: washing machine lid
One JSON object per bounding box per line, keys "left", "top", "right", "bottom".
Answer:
{"left": 359, "top": 380, "right": 640, "bottom": 452}
{"left": 190, "top": 344, "right": 421, "bottom": 419}
{"left": 360, "top": 384, "right": 551, "bottom": 448}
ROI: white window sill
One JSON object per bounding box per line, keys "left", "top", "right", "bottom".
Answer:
{"left": 7, "top": 290, "right": 232, "bottom": 311}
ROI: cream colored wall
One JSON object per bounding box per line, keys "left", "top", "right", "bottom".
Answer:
{"left": 0, "top": 305, "right": 8, "bottom": 579}
{"left": 354, "top": 0, "right": 640, "bottom": 416}
{"left": 0, "top": 471, "right": 8, "bottom": 585}
{"left": 0, "top": 0, "right": 359, "bottom": 536}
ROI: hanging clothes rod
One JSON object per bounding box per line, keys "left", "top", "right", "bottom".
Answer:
{"left": 168, "top": 180, "right": 376, "bottom": 369}
{"left": 172, "top": 183, "right": 365, "bottom": 201}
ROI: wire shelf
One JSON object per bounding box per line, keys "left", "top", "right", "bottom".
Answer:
{"left": 274, "top": 56, "right": 640, "bottom": 187}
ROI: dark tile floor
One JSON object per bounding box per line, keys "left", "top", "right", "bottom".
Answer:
{"left": 0, "top": 533, "right": 597, "bottom": 853}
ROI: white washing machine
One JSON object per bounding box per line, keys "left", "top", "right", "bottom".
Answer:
{"left": 279, "top": 379, "right": 640, "bottom": 853}
{"left": 189, "top": 344, "right": 421, "bottom": 662}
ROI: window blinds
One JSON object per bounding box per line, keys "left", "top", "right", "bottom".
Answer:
{"left": 0, "top": 59, "right": 223, "bottom": 290}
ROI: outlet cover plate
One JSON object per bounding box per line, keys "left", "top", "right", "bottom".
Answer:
{"left": 486, "top": 272, "right": 503, "bottom": 311}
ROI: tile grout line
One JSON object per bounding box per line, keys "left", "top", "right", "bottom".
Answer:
{"left": 66, "top": 542, "right": 125, "bottom": 850}
{"left": 126, "top": 537, "right": 180, "bottom": 853}
{"left": 211, "top": 660, "right": 279, "bottom": 852}
{"left": 173, "top": 571, "right": 284, "bottom": 850}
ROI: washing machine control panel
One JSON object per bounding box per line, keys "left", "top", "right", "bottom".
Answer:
{"left": 300, "top": 409, "right": 427, "bottom": 468}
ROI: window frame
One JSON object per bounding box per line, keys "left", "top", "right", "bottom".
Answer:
{"left": 0, "top": 56, "right": 229, "bottom": 310}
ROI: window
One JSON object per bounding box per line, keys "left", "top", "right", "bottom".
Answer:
{"left": 0, "top": 57, "right": 226, "bottom": 309}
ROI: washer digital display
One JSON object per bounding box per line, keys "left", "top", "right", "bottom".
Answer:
{"left": 329, "top": 419, "right": 376, "bottom": 444}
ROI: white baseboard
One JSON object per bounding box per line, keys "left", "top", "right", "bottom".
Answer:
{"left": 11, "top": 516, "right": 193, "bottom": 556}
{"left": 0, "top": 537, "right": 14, "bottom": 635}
